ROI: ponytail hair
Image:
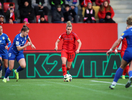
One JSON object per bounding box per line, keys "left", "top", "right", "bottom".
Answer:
{"left": 66, "top": 21, "right": 72, "bottom": 28}
{"left": 21, "top": 25, "right": 29, "bottom": 32}
{"left": 127, "top": 15, "right": 132, "bottom": 25}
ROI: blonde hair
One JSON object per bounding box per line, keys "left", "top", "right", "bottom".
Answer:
{"left": 127, "top": 15, "right": 132, "bottom": 25}
{"left": 66, "top": 21, "right": 72, "bottom": 28}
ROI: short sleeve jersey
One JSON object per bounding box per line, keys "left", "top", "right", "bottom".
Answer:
{"left": 0, "top": 33, "right": 11, "bottom": 54}
{"left": 10, "top": 33, "right": 29, "bottom": 54}
{"left": 58, "top": 32, "right": 79, "bottom": 52}
{"left": 121, "top": 27, "right": 132, "bottom": 49}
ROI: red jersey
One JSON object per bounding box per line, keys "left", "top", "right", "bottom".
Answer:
{"left": 117, "top": 38, "right": 127, "bottom": 52}
{"left": 58, "top": 32, "right": 79, "bottom": 53}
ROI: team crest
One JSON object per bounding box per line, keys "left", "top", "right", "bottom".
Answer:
{"left": 121, "top": 33, "right": 124, "bottom": 36}
{"left": 2, "top": 37, "right": 5, "bottom": 40}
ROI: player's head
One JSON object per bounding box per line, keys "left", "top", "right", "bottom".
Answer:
{"left": 66, "top": 21, "right": 72, "bottom": 34}
{"left": 126, "top": 15, "right": 132, "bottom": 26}
{"left": 0, "top": 25, "right": 3, "bottom": 34}
{"left": 21, "top": 25, "right": 29, "bottom": 37}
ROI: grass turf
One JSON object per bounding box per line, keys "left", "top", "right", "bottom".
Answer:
{"left": 0, "top": 79, "right": 132, "bottom": 100}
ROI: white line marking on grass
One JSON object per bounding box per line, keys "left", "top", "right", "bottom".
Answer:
{"left": 91, "top": 80, "right": 132, "bottom": 87}
{"left": 47, "top": 81, "right": 132, "bottom": 100}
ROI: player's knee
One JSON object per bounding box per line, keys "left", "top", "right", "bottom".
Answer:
{"left": 20, "top": 64, "right": 26, "bottom": 68}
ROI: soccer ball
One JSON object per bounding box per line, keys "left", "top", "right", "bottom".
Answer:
{"left": 65, "top": 74, "right": 72, "bottom": 82}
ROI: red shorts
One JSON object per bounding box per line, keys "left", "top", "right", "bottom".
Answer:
{"left": 121, "top": 51, "right": 125, "bottom": 58}
{"left": 61, "top": 50, "right": 75, "bottom": 62}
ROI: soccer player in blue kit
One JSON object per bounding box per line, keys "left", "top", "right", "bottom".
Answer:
{"left": 106, "top": 15, "right": 132, "bottom": 89}
{"left": 0, "top": 25, "right": 11, "bottom": 81}
{"left": 2, "top": 25, "right": 36, "bottom": 83}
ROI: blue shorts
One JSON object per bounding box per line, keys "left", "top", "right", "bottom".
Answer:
{"left": 123, "top": 50, "right": 132, "bottom": 63}
{"left": 0, "top": 53, "right": 8, "bottom": 59}
{"left": 8, "top": 51, "right": 24, "bottom": 62}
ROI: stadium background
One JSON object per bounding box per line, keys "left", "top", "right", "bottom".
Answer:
{"left": 1, "top": 23, "right": 125, "bottom": 78}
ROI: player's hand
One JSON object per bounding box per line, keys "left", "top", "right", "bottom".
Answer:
{"left": 26, "top": 42, "right": 31, "bottom": 46}
{"left": 54, "top": 46, "right": 58, "bottom": 51}
{"left": 5, "top": 46, "right": 8, "bottom": 50}
{"left": 31, "top": 44, "right": 36, "bottom": 49}
{"left": 106, "top": 49, "right": 112, "bottom": 56}
{"left": 76, "top": 49, "right": 79, "bottom": 54}
{"left": 114, "top": 49, "right": 118, "bottom": 55}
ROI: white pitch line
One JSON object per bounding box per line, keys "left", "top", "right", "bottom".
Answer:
{"left": 91, "top": 80, "right": 132, "bottom": 87}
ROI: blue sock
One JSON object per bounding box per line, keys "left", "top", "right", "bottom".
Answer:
{"left": 4, "top": 68, "right": 12, "bottom": 78}
{"left": 0, "top": 65, "right": 2, "bottom": 71}
{"left": 113, "top": 67, "right": 123, "bottom": 82}
{"left": 128, "top": 71, "right": 132, "bottom": 78}
{"left": 5, "top": 67, "right": 7, "bottom": 73}
{"left": 17, "top": 66, "right": 24, "bottom": 72}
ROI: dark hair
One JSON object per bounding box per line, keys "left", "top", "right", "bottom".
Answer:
{"left": 9, "top": 3, "right": 13, "bottom": 7}
{"left": 21, "top": 25, "right": 29, "bottom": 32}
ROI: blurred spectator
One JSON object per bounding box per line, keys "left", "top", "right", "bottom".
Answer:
{"left": 0, "top": 15, "right": 4, "bottom": 24}
{"left": 104, "top": 12, "right": 115, "bottom": 23}
{"left": 83, "top": 2, "right": 95, "bottom": 23}
{"left": 32, "top": 0, "right": 49, "bottom": 16}
{"left": 63, "top": 4, "right": 78, "bottom": 23}
{"left": 49, "top": 0, "right": 65, "bottom": 11}
{"left": 95, "top": 0, "right": 110, "bottom": 6}
{"left": 52, "top": 5, "right": 64, "bottom": 23}
{"left": 39, "top": 15, "right": 48, "bottom": 23}
{"left": 98, "top": 0, "right": 114, "bottom": 23}
{"left": 5, "top": 3, "right": 18, "bottom": 23}
{"left": 20, "top": 1, "right": 35, "bottom": 23}
{"left": 81, "top": 0, "right": 92, "bottom": 7}
{"left": 0, "top": 2, "right": 4, "bottom": 16}
{"left": 17, "top": 0, "right": 31, "bottom": 10}
{"left": 65, "top": 0, "right": 79, "bottom": 14}
{"left": 23, "top": 18, "right": 29, "bottom": 25}
{"left": 9, "top": 18, "right": 13, "bottom": 24}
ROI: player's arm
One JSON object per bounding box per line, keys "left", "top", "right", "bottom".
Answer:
{"left": 106, "top": 38, "right": 122, "bottom": 56}
{"left": 5, "top": 36, "right": 11, "bottom": 50}
{"left": 27, "top": 37, "right": 36, "bottom": 49}
{"left": 76, "top": 39, "right": 82, "bottom": 53}
{"left": 55, "top": 39, "right": 60, "bottom": 51}
{"left": 17, "top": 42, "right": 31, "bottom": 51}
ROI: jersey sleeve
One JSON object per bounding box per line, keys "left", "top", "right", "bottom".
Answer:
{"left": 120, "top": 30, "right": 128, "bottom": 39}
{"left": 5, "top": 34, "right": 11, "bottom": 43}
{"left": 73, "top": 33, "right": 79, "bottom": 40}
{"left": 58, "top": 34, "right": 63, "bottom": 40}
{"left": 15, "top": 37, "right": 20, "bottom": 47}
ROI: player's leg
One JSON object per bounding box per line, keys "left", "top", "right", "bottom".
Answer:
{"left": 125, "top": 61, "right": 132, "bottom": 88}
{"left": 3, "top": 59, "right": 10, "bottom": 81}
{"left": 67, "top": 52, "right": 75, "bottom": 71}
{"left": 0, "top": 56, "right": 3, "bottom": 78}
{"left": 109, "top": 59, "right": 128, "bottom": 89}
{"left": 121, "top": 51, "right": 126, "bottom": 79}
{"left": 14, "top": 54, "right": 26, "bottom": 81}
{"left": 2, "top": 60, "right": 15, "bottom": 83}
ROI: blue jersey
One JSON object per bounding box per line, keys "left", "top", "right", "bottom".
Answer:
{"left": 9, "top": 33, "right": 29, "bottom": 54}
{"left": 121, "top": 27, "right": 132, "bottom": 48}
{"left": 0, "top": 33, "right": 11, "bottom": 54}
{"left": 121, "top": 27, "right": 132, "bottom": 62}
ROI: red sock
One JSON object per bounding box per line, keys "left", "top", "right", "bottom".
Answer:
{"left": 122, "top": 69, "right": 126, "bottom": 75}
{"left": 67, "top": 67, "right": 71, "bottom": 71}
{"left": 62, "top": 64, "right": 67, "bottom": 76}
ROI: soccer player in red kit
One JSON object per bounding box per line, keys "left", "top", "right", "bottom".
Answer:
{"left": 115, "top": 27, "right": 129, "bottom": 79}
{"left": 55, "top": 21, "right": 82, "bottom": 81}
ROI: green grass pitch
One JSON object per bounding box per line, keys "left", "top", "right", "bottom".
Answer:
{"left": 0, "top": 78, "right": 132, "bottom": 100}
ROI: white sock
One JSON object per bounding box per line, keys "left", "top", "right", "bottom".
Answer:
{"left": 112, "top": 81, "right": 117, "bottom": 86}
